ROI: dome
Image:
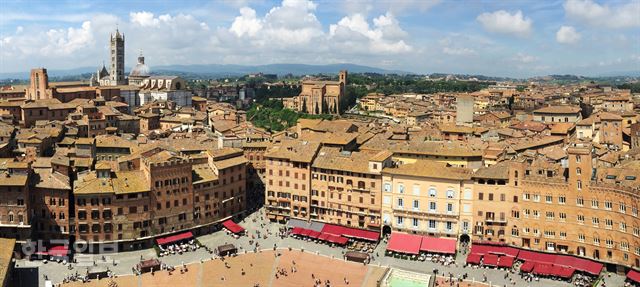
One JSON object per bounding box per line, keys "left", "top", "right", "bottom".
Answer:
{"left": 129, "top": 53, "right": 150, "bottom": 77}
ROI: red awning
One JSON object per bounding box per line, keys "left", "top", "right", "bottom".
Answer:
{"left": 308, "top": 230, "right": 321, "bottom": 239}
{"left": 551, "top": 266, "right": 575, "bottom": 279}
{"left": 627, "top": 269, "right": 640, "bottom": 284}
{"left": 321, "top": 224, "right": 379, "bottom": 241}
{"left": 497, "top": 256, "right": 514, "bottom": 268}
{"left": 518, "top": 250, "right": 603, "bottom": 276}
{"left": 222, "top": 220, "right": 245, "bottom": 234}
{"left": 48, "top": 245, "right": 69, "bottom": 257}
{"left": 156, "top": 231, "right": 193, "bottom": 245}
{"left": 333, "top": 235, "right": 349, "bottom": 245}
{"left": 470, "top": 244, "right": 519, "bottom": 257}
{"left": 387, "top": 233, "right": 421, "bottom": 255}
{"left": 300, "top": 229, "right": 312, "bottom": 237}
{"left": 520, "top": 261, "right": 535, "bottom": 273}
{"left": 533, "top": 263, "right": 554, "bottom": 276}
{"left": 318, "top": 233, "right": 330, "bottom": 241}
{"left": 466, "top": 253, "right": 482, "bottom": 265}
{"left": 291, "top": 227, "right": 304, "bottom": 235}
{"left": 483, "top": 253, "right": 499, "bottom": 267}
{"left": 420, "top": 236, "right": 456, "bottom": 254}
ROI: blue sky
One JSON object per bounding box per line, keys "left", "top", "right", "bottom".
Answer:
{"left": 0, "top": 0, "right": 638, "bottom": 77}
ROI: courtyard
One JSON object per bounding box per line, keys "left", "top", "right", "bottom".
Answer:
{"left": 14, "top": 208, "right": 625, "bottom": 287}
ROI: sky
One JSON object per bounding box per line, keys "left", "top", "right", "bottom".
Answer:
{"left": 0, "top": 0, "right": 639, "bottom": 77}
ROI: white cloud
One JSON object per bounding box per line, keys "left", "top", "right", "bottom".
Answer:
{"left": 442, "top": 47, "right": 476, "bottom": 56}
{"left": 564, "top": 0, "right": 640, "bottom": 28}
{"left": 476, "top": 10, "right": 532, "bottom": 36}
{"left": 341, "top": 0, "right": 440, "bottom": 16}
{"left": 130, "top": 11, "right": 160, "bottom": 27}
{"left": 329, "top": 12, "right": 412, "bottom": 54}
{"left": 228, "top": 0, "right": 324, "bottom": 47}
{"left": 229, "top": 7, "right": 262, "bottom": 37}
{"left": 41, "top": 21, "right": 94, "bottom": 56}
{"left": 556, "top": 25, "right": 581, "bottom": 44}
{"left": 513, "top": 52, "right": 538, "bottom": 63}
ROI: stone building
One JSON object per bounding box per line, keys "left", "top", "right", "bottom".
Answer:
{"left": 283, "top": 70, "right": 347, "bottom": 115}
{"left": 381, "top": 160, "right": 474, "bottom": 239}
{"left": 310, "top": 148, "right": 391, "bottom": 230}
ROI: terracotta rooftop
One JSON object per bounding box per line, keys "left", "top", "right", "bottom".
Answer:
{"left": 533, "top": 105, "right": 581, "bottom": 114}
{"left": 383, "top": 160, "right": 472, "bottom": 180}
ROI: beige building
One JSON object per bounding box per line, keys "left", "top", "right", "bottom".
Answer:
{"left": 310, "top": 148, "right": 392, "bottom": 231}
{"left": 264, "top": 140, "right": 321, "bottom": 222}
{"left": 532, "top": 105, "right": 582, "bottom": 123}
{"left": 381, "top": 160, "right": 473, "bottom": 240}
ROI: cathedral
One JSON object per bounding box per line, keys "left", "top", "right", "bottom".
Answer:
{"left": 91, "top": 29, "right": 150, "bottom": 87}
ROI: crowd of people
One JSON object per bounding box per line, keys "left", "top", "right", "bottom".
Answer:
{"left": 157, "top": 239, "right": 200, "bottom": 257}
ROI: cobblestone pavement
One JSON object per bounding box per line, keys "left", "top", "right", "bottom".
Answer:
{"left": 15, "top": 208, "right": 626, "bottom": 287}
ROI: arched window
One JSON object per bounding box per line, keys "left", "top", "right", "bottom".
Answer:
{"left": 357, "top": 181, "right": 365, "bottom": 189}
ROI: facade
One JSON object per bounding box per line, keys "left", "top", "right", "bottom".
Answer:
{"left": 532, "top": 105, "right": 582, "bottom": 123}
{"left": 381, "top": 160, "right": 473, "bottom": 239}
{"left": 138, "top": 76, "right": 192, "bottom": 107}
{"left": 265, "top": 140, "right": 320, "bottom": 222}
{"left": 310, "top": 148, "right": 392, "bottom": 230}
{"left": 25, "top": 69, "right": 52, "bottom": 101}
{"left": 283, "top": 71, "right": 347, "bottom": 115}
{"left": 0, "top": 161, "right": 31, "bottom": 240}
{"left": 68, "top": 147, "right": 248, "bottom": 250}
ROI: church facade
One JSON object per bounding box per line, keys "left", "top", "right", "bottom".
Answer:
{"left": 283, "top": 70, "right": 347, "bottom": 115}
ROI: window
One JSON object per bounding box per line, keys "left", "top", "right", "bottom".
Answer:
{"left": 429, "top": 202, "right": 436, "bottom": 212}
{"left": 577, "top": 214, "right": 584, "bottom": 223}
{"left": 412, "top": 185, "right": 420, "bottom": 196}
{"left": 620, "top": 222, "right": 627, "bottom": 232}
{"left": 559, "top": 213, "right": 567, "bottom": 221}
{"left": 619, "top": 202, "right": 627, "bottom": 213}
{"left": 383, "top": 183, "right": 391, "bottom": 192}
{"left": 592, "top": 217, "right": 600, "bottom": 226}
{"left": 604, "top": 201, "right": 613, "bottom": 210}
{"left": 397, "top": 198, "right": 403, "bottom": 208}
{"left": 532, "top": 194, "right": 540, "bottom": 202}
{"left": 523, "top": 193, "right": 530, "bottom": 201}
{"left": 413, "top": 200, "right": 419, "bottom": 209}
{"left": 397, "top": 216, "right": 404, "bottom": 225}
{"left": 577, "top": 180, "right": 582, "bottom": 190}
{"left": 446, "top": 222, "right": 453, "bottom": 231}
{"left": 605, "top": 219, "right": 613, "bottom": 229}
{"left": 428, "top": 188, "right": 437, "bottom": 197}
{"left": 576, "top": 167, "right": 581, "bottom": 175}
{"left": 428, "top": 220, "right": 436, "bottom": 229}
{"left": 558, "top": 196, "right": 566, "bottom": 204}
{"left": 576, "top": 197, "right": 584, "bottom": 206}
{"left": 545, "top": 195, "right": 552, "bottom": 203}
{"left": 398, "top": 184, "right": 405, "bottom": 194}
{"left": 412, "top": 218, "right": 419, "bottom": 228}
{"left": 446, "top": 190, "right": 454, "bottom": 199}
{"left": 578, "top": 234, "right": 585, "bottom": 242}
{"left": 591, "top": 199, "right": 599, "bottom": 209}
{"left": 447, "top": 203, "right": 453, "bottom": 213}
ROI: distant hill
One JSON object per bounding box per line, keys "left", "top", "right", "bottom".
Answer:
{"left": 0, "top": 63, "right": 409, "bottom": 80}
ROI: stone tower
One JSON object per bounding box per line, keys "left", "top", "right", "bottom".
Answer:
{"left": 109, "top": 29, "right": 126, "bottom": 86}
{"left": 26, "top": 68, "right": 50, "bottom": 101}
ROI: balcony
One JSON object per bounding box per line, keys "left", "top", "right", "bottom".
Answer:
{"left": 484, "top": 217, "right": 507, "bottom": 225}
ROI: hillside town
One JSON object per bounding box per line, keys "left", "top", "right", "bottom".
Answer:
{"left": 0, "top": 28, "right": 639, "bottom": 287}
